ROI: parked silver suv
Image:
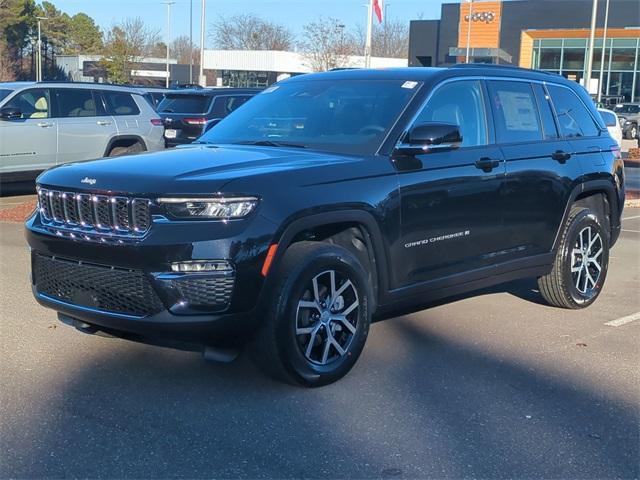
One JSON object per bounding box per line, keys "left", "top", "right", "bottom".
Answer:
{"left": 0, "top": 82, "right": 165, "bottom": 182}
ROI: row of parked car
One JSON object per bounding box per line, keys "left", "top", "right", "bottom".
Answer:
{"left": 0, "top": 79, "right": 638, "bottom": 184}
{"left": 0, "top": 82, "right": 262, "bottom": 182}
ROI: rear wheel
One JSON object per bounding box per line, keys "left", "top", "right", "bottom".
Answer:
{"left": 251, "top": 242, "right": 372, "bottom": 387}
{"left": 538, "top": 207, "right": 609, "bottom": 309}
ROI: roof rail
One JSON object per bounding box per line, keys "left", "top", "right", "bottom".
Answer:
{"left": 448, "top": 63, "right": 560, "bottom": 77}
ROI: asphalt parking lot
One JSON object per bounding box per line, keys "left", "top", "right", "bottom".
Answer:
{"left": 0, "top": 203, "right": 638, "bottom": 478}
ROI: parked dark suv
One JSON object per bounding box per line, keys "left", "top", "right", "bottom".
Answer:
{"left": 26, "top": 66, "right": 625, "bottom": 386}
{"left": 157, "top": 88, "right": 261, "bottom": 147}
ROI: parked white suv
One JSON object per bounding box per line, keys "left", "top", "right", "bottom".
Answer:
{"left": 0, "top": 82, "right": 165, "bottom": 183}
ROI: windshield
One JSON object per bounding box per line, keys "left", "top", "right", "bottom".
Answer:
{"left": 0, "top": 89, "right": 13, "bottom": 103}
{"left": 614, "top": 104, "right": 640, "bottom": 114}
{"left": 158, "top": 94, "right": 212, "bottom": 114}
{"left": 198, "top": 79, "right": 421, "bottom": 155}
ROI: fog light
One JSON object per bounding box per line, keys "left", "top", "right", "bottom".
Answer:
{"left": 171, "top": 261, "right": 233, "bottom": 273}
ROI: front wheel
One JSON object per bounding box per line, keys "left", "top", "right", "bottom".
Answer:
{"left": 251, "top": 242, "right": 372, "bottom": 387}
{"left": 538, "top": 207, "right": 609, "bottom": 309}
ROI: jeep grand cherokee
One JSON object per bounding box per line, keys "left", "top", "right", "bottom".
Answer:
{"left": 26, "top": 66, "right": 625, "bottom": 386}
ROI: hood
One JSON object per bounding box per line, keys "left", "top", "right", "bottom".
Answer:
{"left": 37, "top": 144, "right": 364, "bottom": 195}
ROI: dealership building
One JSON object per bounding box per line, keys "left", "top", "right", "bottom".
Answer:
{"left": 409, "top": 0, "right": 640, "bottom": 101}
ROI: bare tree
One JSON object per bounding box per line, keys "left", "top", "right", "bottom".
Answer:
{"left": 357, "top": 18, "right": 409, "bottom": 59}
{"left": 170, "top": 35, "right": 199, "bottom": 64}
{"left": 100, "top": 18, "right": 160, "bottom": 83}
{"left": 210, "top": 14, "right": 293, "bottom": 50}
{"left": 0, "top": 40, "right": 16, "bottom": 81}
{"left": 300, "top": 17, "right": 358, "bottom": 72}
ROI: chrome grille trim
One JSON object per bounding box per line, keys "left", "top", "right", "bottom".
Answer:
{"left": 36, "top": 187, "right": 151, "bottom": 237}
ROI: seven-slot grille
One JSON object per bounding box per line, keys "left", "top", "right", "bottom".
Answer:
{"left": 37, "top": 188, "right": 151, "bottom": 236}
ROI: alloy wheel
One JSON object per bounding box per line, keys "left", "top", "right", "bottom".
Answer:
{"left": 570, "top": 226, "right": 604, "bottom": 294}
{"left": 295, "top": 270, "right": 359, "bottom": 365}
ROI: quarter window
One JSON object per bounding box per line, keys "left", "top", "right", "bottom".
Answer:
{"left": 488, "top": 81, "right": 542, "bottom": 143}
{"left": 54, "top": 89, "right": 97, "bottom": 118}
{"left": 547, "top": 85, "right": 600, "bottom": 138}
{"left": 3, "top": 89, "right": 50, "bottom": 119}
{"left": 103, "top": 91, "right": 140, "bottom": 116}
{"left": 414, "top": 80, "right": 487, "bottom": 147}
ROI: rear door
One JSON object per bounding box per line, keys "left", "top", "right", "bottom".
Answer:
{"left": 102, "top": 90, "right": 142, "bottom": 136}
{"left": 0, "top": 88, "right": 57, "bottom": 174}
{"left": 54, "top": 88, "right": 116, "bottom": 164}
{"left": 487, "top": 80, "right": 578, "bottom": 260}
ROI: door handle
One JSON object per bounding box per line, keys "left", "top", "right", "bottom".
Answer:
{"left": 475, "top": 157, "right": 500, "bottom": 172}
{"left": 552, "top": 150, "right": 571, "bottom": 163}
{"left": 97, "top": 120, "right": 112, "bottom": 126}
{"left": 37, "top": 122, "right": 54, "bottom": 128}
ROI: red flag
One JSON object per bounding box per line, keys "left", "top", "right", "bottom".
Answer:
{"left": 373, "top": 0, "right": 383, "bottom": 23}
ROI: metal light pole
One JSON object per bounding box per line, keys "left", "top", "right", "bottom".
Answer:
{"left": 36, "top": 16, "right": 47, "bottom": 81}
{"left": 364, "top": 0, "right": 374, "bottom": 68}
{"left": 189, "top": 0, "right": 193, "bottom": 84}
{"left": 199, "top": 0, "right": 206, "bottom": 86}
{"left": 164, "top": 1, "right": 175, "bottom": 88}
{"left": 585, "top": 0, "right": 599, "bottom": 95}
{"left": 597, "top": 0, "right": 610, "bottom": 103}
{"left": 465, "top": 0, "right": 473, "bottom": 63}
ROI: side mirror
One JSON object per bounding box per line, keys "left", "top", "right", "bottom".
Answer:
{"left": 396, "top": 122, "right": 463, "bottom": 155}
{"left": 0, "top": 107, "right": 22, "bottom": 120}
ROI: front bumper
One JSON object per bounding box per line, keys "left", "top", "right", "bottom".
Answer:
{"left": 25, "top": 211, "right": 277, "bottom": 341}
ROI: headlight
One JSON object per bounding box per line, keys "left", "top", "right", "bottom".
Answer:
{"left": 158, "top": 196, "right": 259, "bottom": 219}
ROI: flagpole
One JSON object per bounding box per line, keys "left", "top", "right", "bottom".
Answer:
{"left": 365, "top": 0, "right": 373, "bottom": 68}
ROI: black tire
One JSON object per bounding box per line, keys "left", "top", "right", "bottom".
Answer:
{"left": 538, "top": 207, "right": 609, "bottom": 309}
{"left": 628, "top": 124, "right": 637, "bottom": 140}
{"left": 108, "top": 142, "right": 144, "bottom": 157}
{"left": 107, "top": 146, "right": 129, "bottom": 157}
{"left": 251, "top": 241, "right": 372, "bottom": 387}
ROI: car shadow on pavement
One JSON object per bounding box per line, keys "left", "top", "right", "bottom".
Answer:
{"left": 2, "top": 318, "right": 638, "bottom": 479}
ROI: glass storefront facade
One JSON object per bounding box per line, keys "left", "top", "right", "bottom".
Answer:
{"left": 532, "top": 37, "right": 640, "bottom": 102}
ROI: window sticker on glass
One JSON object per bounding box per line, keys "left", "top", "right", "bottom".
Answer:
{"left": 262, "top": 86, "right": 279, "bottom": 94}
{"left": 497, "top": 90, "right": 539, "bottom": 132}
{"left": 402, "top": 81, "right": 418, "bottom": 89}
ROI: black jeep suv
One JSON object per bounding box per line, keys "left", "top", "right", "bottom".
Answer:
{"left": 26, "top": 66, "right": 625, "bottom": 386}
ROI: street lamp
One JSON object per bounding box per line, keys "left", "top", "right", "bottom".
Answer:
{"left": 465, "top": 0, "right": 473, "bottom": 63}
{"left": 585, "top": 0, "right": 599, "bottom": 95}
{"left": 199, "top": 0, "right": 206, "bottom": 86}
{"left": 163, "top": 1, "right": 175, "bottom": 88}
{"left": 597, "top": 0, "right": 610, "bottom": 103}
{"left": 189, "top": 0, "right": 193, "bottom": 84}
{"left": 36, "top": 16, "right": 47, "bottom": 81}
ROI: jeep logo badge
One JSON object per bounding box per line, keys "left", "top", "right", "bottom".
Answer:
{"left": 81, "top": 177, "right": 97, "bottom": 186}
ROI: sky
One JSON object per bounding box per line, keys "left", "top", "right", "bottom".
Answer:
{"left": 49, "top": 0, "right": 451, "bottom": 47}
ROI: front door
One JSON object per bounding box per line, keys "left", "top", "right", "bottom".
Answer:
{"left": 395, "top": 79, "right": 505, "bottom": 287}
{"left": 0, "top": 88, "right": 56, "bottom": 175}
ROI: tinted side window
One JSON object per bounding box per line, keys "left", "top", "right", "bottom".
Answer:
{"left": 4, "top": 88, "right": 50, "bottom": 119}
{"left": 599, "top": 110, "right": 617, "bottom": 127}
{"left": 488, "top": 81, "right": 542, "bottom": 143}
{"left": 54, "top": 89, "right": 97, "bottom": 118}
{"left": 547, "top": 85, "right": 600, "bottom": 138}
{"left": 532, "top": 84, "right": 559, "bottom": 140}
{"left": 103, "top": 91, "right": 140, "bottom": 116}
{"left": 211, "top": 95, "right": 251, "bottom": 117}
{"left": 414, "top": 80, "right": 487, "bottom": 147}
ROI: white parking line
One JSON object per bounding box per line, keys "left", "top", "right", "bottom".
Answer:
{"left": 622, "top": 215, "right": 640, "bottom": 221}
{"left": 621, "top": 229, "right": 640, "bottom": 233}
{"left": 605, "top": 312, "right": 640, "bottom": 327}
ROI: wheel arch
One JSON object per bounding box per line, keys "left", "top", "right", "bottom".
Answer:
{"left": 553, "top": 179, "right": 621, "bottom": 251}
{"left": 103, "top": 135, "right": 148, "bottom": 157}
{"left": 267, "top": 210, "right": 391, "bottom": 310}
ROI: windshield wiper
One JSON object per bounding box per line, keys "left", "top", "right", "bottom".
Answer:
{"left": 233, "top": 140, "right": 307, "bottom": 149}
